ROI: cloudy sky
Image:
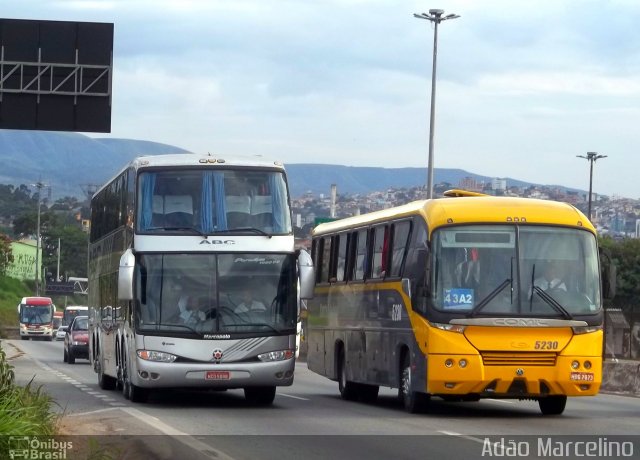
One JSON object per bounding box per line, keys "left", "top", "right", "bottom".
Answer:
{"left": 4, "top": 0, "right": 640, "bottom": 198}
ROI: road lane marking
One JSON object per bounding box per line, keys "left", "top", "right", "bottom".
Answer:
{"left": 122, "top": 407, "right": 237, "bottom": 459}
{"left": 278, "top": 393, "right": 309, "bottom": 401}
{"left": 486, "top": 398, "right": 515, "bottom": 404}
{"left": 68, "top": 407, "right": 121, "bottom": 417}
{"left": 438, "top": 430, "right": 489, "bottom": 445}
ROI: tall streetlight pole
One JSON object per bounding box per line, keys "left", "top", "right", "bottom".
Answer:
{"left": 576, "top": 152, "right": 607, "bottom": 221}
{"left": 33, "top": 181, "right": 45, "bottom": 296}
{"left": 414, "top": 9, "right": 460, "bottom": 199}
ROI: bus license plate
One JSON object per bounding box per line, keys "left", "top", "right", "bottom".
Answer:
{"left": 206, "top": 371, "right": 230, "bottom": 380}
{"left": 570, "top": 372, "right": 594, "bottom": 381}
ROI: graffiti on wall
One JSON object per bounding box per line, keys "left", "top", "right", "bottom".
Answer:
{"left": 6, "top": 241, "right": 40, "bottom": 281}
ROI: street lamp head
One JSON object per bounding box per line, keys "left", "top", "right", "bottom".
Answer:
{"left": 429, "top": 9, "right": 444, "bottom": 15}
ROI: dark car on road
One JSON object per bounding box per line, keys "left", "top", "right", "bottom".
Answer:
{"left": 63, "top": 315, "right": 89, "bottom": 364}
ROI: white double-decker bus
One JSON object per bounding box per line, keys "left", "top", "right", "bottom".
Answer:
{"left": 88, "top": 153, "right": 314, "bottom": 404}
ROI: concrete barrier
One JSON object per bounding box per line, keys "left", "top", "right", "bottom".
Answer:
{"left": 601, "top": 359, "right": 640, "bottom": 396}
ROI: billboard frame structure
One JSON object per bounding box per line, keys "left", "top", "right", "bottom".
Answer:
{"left": 0, "top": 18, "right": 114, "bottom": 133}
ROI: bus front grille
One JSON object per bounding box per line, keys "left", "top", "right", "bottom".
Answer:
{"left": 481, "top": 352, "right": 557, "bottom": 366}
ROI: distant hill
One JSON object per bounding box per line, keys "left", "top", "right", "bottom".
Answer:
{"left": 0, "top": 130, "right": 579, "bottom": 199}
{"left": 284, "top": 164, "right": 540, "bottom": 197}
{"left": 0, "top": 130, "right": 189, "bottom": 198}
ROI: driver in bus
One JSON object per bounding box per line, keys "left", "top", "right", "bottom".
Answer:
{"left": 235, "top": 288, "right": 266, "bottom": 314}
{"left": 534, "top": 260, "right": 568, "bottom": 292}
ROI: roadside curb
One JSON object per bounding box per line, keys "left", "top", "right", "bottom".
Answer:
{"left": 0, "top": 339, "right": 24, "bottom": 361}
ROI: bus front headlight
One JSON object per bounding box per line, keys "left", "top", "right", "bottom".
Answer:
{"left": 137, "top": 350, "right": 177, "bottom": 363}
{"left": 257, "top": 349, "right": 295, "bottom": 362}
{"left": 430, "top": 322, "right": 466, "bottom": 333}
{"left": 571, "top": 325, "right": 603, "bottom": 334}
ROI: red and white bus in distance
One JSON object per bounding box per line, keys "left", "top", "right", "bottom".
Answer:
{"left": 17, "top": 296, "right": 56, "bottom": 341}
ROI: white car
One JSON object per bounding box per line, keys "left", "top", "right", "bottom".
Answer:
{"left": 55, "top": 326, "right": 68, "bottom": 341}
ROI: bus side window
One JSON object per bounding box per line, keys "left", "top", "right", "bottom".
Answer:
{"left": 390, "top": 220, "right": 411, "bottom": 277}
{"left": 335, "top": 233, "right": 348, "bottom": 282}
{"left": 372, "top": 225, "right": 389, "bottom": 279}
{"left": 354, "top": 229, "right": 368, "bottom": 281}
{"left": 322, "top": 237, "right": 332, "bottom": 283}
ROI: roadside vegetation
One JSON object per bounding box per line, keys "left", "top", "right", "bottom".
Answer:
{"left": 0, "top": 345, "right": 57, "bottom": 448}
{"left": 0, "top": 276, "right": 31, "bottom": 336}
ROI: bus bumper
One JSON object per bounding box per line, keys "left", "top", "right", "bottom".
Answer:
{"left": 131, "top": 357, "right": 296, "bottom": 389}
{"left": 20, "top": 326, "right": 53, "bottom": 340}
{"left": 427, "top": 354, "right": 601, "bottom": 397}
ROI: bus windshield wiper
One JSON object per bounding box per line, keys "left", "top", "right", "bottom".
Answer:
{"left": 467, "top": 278, "right": 512, "bottom": 318}
{"left": 531, "top": 286, "right": 573, "bottom": 320}
{"left": 219, "top": 227, "right": 273, "bottom": 238}
{"left": 162, "top": 226, "right": 206, "bottom": 236}
{"left": 222, "top": 323, "right": 284, "bottom": 333}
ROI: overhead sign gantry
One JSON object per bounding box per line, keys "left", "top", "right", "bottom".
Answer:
{"left": 0, "top": 18, "right": 114, "bottom": 133}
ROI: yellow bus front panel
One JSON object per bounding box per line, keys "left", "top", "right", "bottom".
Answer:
{"left": 425, "top": 327, "right": 602, "bottom": 398}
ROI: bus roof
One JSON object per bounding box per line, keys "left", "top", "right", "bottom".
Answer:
{"left": 312, "top": 196, "right": 595, "bottom": 237}
{"left": 94, "top": 153, "right": 287, "bottom": 197}
{"left": 21, "top": 297, "right": 54, "bottom": 306}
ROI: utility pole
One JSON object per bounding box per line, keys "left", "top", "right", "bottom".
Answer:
{"left": 34, "top": 181, "right": 44, "bottom": 296}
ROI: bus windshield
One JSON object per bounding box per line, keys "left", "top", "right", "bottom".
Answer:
{"left": 136, "top": 169, "right": 291, "bottom": 235}
{"left": 63, "top": 307, "right": 88, "bottom": 326}
{"left": 136, "top": 252, "right": 297, "bottom": 336}
{"left": 20, "top": 306, "right": 53, "bottom": 325}
{"left": 431, "top": 225, "right": 601, "bottom": 317}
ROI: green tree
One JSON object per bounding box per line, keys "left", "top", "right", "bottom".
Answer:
{"left": 0, "top": 233, "right": 13, "bottom": 275}
{"left": 599, "top": 236, "right": 640, "bottom": 310}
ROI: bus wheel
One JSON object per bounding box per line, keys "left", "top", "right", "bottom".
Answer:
{"left": 399, "top": 355, "right": 429, "bottom": 413}
{"left": 359, "top": 384, "right": 379, "bottom": 403}
{"left": 21, "top": 336, "right": 29, "bottom": 340}
{"left": 128, "top": 382, "right": 149, "bottom": 403}
{"left": 122, "top": 355, "right": 148, "bottom": 403}
{"left": 338, "top": 352, "right": 358, "bottom": 401}
{"left": 121, "top": 354, "right": 131, "bottom": 400}
{"left": 538, "top": 395, "right": 566, "bottom": 415}
{"left": 244, "top": 386, "right": 276, "bottom": 405}
{"left": 97, "top": 354, "right": 116, "bottom": 390}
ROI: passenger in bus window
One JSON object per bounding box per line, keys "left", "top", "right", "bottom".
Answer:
{"left": 455, "top": 248, "right": 480, "bottom": 288}
{"left": 174, "top": 295, "right": 206, "bottom": 325}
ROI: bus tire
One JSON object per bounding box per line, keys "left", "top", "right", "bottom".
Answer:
{"left": 97, "top": 354, "right": 116, "bottom": 390}
{"left": 538, "top": 395, "right": 566, "bottom": 415}
{"left": 46, "top": 336, "right": 53, "bottom": 342}
{"left": 21, "top": 336, "right": 28, "bottom": 340}
{"left": 128, "top": 382, "right": 149, "bottom": 403}
{"left": 338, "top": 352, "right": 358, "bottom": 401}
{"left": 399, "top": 354, "right": 429, "bottom": 413}
{"left": 122, "top": 353, "right": 148, "bottom": 403}
{"left": 244, "top": 386, "right": 276, "bottom": 405}
{"left": 358, "top": 383, "right": 379, "bottom": 403}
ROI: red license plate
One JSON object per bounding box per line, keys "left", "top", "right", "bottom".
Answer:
{"left": 206, "top": 371, "right": 230, "bottom": 380}
{"left": 570, "top": 372, "right": 594, "bottom": 381}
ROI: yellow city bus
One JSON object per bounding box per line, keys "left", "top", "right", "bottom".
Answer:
{"left": 306, "top": 190, "right": 612, "bottom": 415}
